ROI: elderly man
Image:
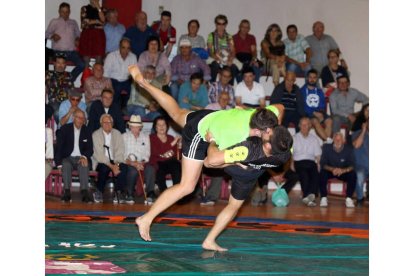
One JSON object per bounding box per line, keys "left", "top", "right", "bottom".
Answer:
{"left": 207, "top": 66, "right": 236, "bottom": 107}
{"left": 104, "top": 9, "right": 125, "bottom": 54}
{"left": 92, "top": 114, "right": 128, "bottom": 204}
{"left": 329, "top": 75, "right": 369, "bottom": 133}
{"left": 319, "top": 132, "right": 356, "bottom": 208}
{"left": 124, "top": 11, "right": 157, "bottom": 58}
{"left": 45, "top": 2, "right": 85, "bottom": 82}
{"left": 305, "top": 21, "right": 340, "bottom": 74}
{"left": 122, "top": 115, "right": 150, "bottom": 204}
{"left": 84, "top": 63, "right": 113, "bottom": 107}
{"left": 55, "top": 109, "right": 93, "bottom": 203}
{"left": 58, "top": 88, "right": 87, "bottom": 128}
{"left": 104, "top": 38, "right": 137, "bottom": 110}
{"left": 205, "top": 91, "right": 231, "bottom": 110}
{"left": 88, "top": 88, "right": 126, "bottom": 134}
{"left": 170, "top": 39, "right": 211, "bottom": 100}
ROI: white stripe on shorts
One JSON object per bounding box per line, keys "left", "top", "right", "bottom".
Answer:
{"left": 188, "top": 133, "right": 202, "bottom": 159}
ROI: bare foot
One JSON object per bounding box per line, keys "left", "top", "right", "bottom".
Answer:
{"left": 202, "top": 240, "right": 228, "bottom": 252}
{"left": 135, "top": 216, "right": 152, "bottom": 241}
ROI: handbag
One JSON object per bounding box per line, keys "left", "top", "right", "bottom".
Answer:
{"left": 271, "top": 182, "right": 289, "bottom": 207}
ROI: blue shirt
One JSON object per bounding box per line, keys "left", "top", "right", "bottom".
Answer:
{"left": 58, "top": 99, "right": 87, "bottom": 128}
{"left": 300, "top": 85, "right": 326, "bottom": 116}
{"left": 178, "top": 81, "right": 208, "bottom": 110}
{"left": 352, "top": 130, "right": 369, "bottom": 170}
{"left": 320, "top": 143, "right": 355, "bottom": 169}
{"left": 104, "top": 23, "right": 126, "bottom": 53}
{"left": 124, "top": 25, "right": 157, "bottom": 58}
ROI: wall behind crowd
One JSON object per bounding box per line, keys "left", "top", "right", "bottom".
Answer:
{"left": 45, "top": 0, "right": 368, "bottom": 95}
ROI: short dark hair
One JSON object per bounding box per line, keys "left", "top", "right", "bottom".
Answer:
{"left": 286, "top": 24, "right": 297, "bottom": 32}
{"left": 119, "top": 37, "right": 131, "bottom": 47}
{"left": 188, "top": 19, "right": 199, "bottom": 29}
{"left": 269, "top": 126, "right": 293, "bottom": 155}
{"left": 161, "top": 11, "right": 171, "bottom": 18}
{"left": 215, "top": 14, "right": 228, "bottom": 24}
{"left": 242, "top": 66, "right": 255, "bottom": 76}
{"left": 249, "top": 108, "right": 278, "bottom": 131}
{"left": 101, "top": 88, "right": 114, "bottom": 96}
{"left": 146, "top": 36, "right": 161, "bottom": 51}
{"left": 54, "top": 52, "right": 67, "bottom": 61}
{"left": 307, "top": 68, "right": 319, "bottom": 77}
{"left": 336, "top": 75, "right": 350, "bottom": 83}
{"left": 190, "top": 72, "right": 204, "bottom": 82}
{"left": 59, "top": 2, "right": 70, "bottom": 10}
{"left": 152, "top": 116, "right": 169, "bottom": 133}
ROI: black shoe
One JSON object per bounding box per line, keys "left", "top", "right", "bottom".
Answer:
{"left": 61, "top": 189, "right": 72, "bottom": 203}
{"left": 81, "top": 190, "right": 93, "bottom": 203}
{"left": 356, "top": 198, "right": 364, "bottom": 206}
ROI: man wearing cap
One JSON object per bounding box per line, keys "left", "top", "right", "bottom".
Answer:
{"left": 122, "top": 115, "right": 150, "bottom": 204}
{"left": 55, "top": 109, "right": 93, "bottom": 203}
{"left": 169, "top": 38, "right": 211, "bottom": 100}
{"left": 58, "top": 88, "right": 87, "bottom": 128}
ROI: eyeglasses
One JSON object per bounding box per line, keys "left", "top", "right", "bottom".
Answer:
{"left": 216, "top": 22, "right": 226, "bottom": 26}
{"left": 70, "top": 98, "right": 81, "bottom": 102}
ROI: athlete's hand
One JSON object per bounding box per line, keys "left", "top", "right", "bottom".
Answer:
{"left": 205, "top": 131, "right": 215, "bottom": 143}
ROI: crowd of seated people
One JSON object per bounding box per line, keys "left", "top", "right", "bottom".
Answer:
{"left": 45, "top": 2, "right": 368, "bottom": 207}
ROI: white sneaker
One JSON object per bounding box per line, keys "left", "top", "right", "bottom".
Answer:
{"left": 320, "top": 197, "right": 328, "bottom": 207}
{"left": 302, "top": 193, "right": 315, "bottom": 205}
{"left": 345, "top": 197, "right": 355, "bottom": 208}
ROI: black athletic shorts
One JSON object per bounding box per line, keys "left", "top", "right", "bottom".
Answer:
{"left": 224, "top": 165, "right": 265, "bottom": 200}
{"left": 181, "top": 109, "right": 216, "bottom": 161}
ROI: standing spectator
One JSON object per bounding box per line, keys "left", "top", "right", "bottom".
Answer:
{"left": 269, "top": 71, "right": 305, "bottom": 130}
{"left": 283, "top": 24, "right": 312, "bottom": 77}
{"left": 300, "top": 69, "right": 333, "bottom": 142}
{"left": 261, "top": 23, "right": 286, "bottom": 86}
{"left": 329, "top": 75, "right": 369, "bottom": 133}
{"left": 320, "top": 49, "right": 349, "bottom": 97}
{"left": 235, "top": 66, "right": 265, "bottom": 108}
{"left": 205, "top": 91, "right": 232, "bottom": 110}
{"left": 207, "top": 66, "right": 235, "bottom": 107}
{"left": 79, "top": 0, "right": 106, "bottom": 65}
{"left": 170, "top": 39, "right": 211, "bottom": 100}
{"left": 55, "top": 109, "right": 93, "bottom": 203}
{"left": 145, "top": 116, "right": 181, "bottom": 203}
{"left": 151, "top": 10, "right": 177, "bottom": 58}
{"left": 124, "top": 11, "right": 157, "bottom": 58}
{"left": 104, "top": 9, "right": 125, "bottom": 54}
{"left": 233, "top": 19, "right": 261, "bottom": 82}
{"left": 88, "top": 88, "right": 126, "bottom": 134}
{"left": 128, "top": 65, "right": 163, "bottom": 120}
{"left": 104, "top": 38, "right": 137, "bottom": 110}
{"left": 123, "top": 115, "right": 150, "bottom": 204}
{"left": 46, "top": 53, "right": 74, "bottom": 123}
{"left": 177, "top": 19, "right": 208, "bottom": 59}
{"left": 58, "top": 88, "right": 87, "bottom": 128}
{"left": 84, "top": 62, "right": 113, "bottom": 108}
{"left": 45, "top": 2, "right": 85, "bottom": 82}
{"left": 137, "top": 36, "right": 171, "bottom": 87}
{"left": 319, "top": 132, "right": 356, "bottom": 208}
{"left": 92, "top": 114, "right": 128, "bottom": 204}
{"left": 351, "top": 104, "right": 369, "bottom": 206}
{"left": 306, "top": 21, "right": 340, "bottom": 74}
{"left": 178, "top": 73, "right": 208, "bottom": 110}
{"left": 207, "top": 14, "right": 239, "bottom": 84}
{"left": 292, "top": 117, "right": 322, "bottom": 207}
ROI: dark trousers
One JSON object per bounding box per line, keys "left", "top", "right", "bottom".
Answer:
{"left": 156, "top": 159, "right": 181, "bottom": 192}
{"left": 258, "top": 168, "right": 299, "bottom": 194}
{"left": 111, "top": 78, "right": 132, "bottom": 109}
{"left": 96, "top": 163, "right": 128, "bottom": 193}
{"left": 320, "top": 169, "right": 356, "bottom": 198}
{"left": 282, "top": 110, "right": 301, "bottom": 132}
{"left": 294, "top": 160, "right": 320, "bottom": 197}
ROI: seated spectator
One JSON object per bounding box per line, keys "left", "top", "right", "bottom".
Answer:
{"left": 92, "top": 114, "right": 128, "bottom": 204}
{"left": 123, "top": 115, "right": 150, "bottom": 204}
{"left": 200, "top": 168, "right": 230, "bottom": 206}
{"left": 283, "top": 24, "right": 312, "bottom": 77}
{"left": 104, "top": 9, "right": 125, "bottom": 54}
{"left": 84, "top": 62, "right": 113, "bottom": 109}
{"left": 55, "top": 109, "right": 93, "bottom": 203}
{"left": 78, "top": 0, "right": 106, "bottom": 65}
{"left": 319, "top": 132, "right": 356, "bottom": 208}
{"left": 124, "top": 11, "right": 157, "bottom": 58}
{"left": 292, "top": 117, "right": 322, "bottom": 207}
{"left": 104, "top": 37, "right": 137, "bottom": 110}
{"left": 88, "top": 88, "right": 126, "bottom": 134}
{"left": 128, "top": 65, "right": 163, "bottom": 120}
{"left": 178, "top": 72, "right": 208, "bottom": 110}
{"left": 235, "top": 66, "right": 265, "bottom": 108}
{"left": 58, "top": 88, "right": 87, "bottom": 128}
{"left": 170, "top": 38, "right": 211, "bottom": 100}
{"left": 46, "top": 53, "right": 74, "bottom": 123}
{"left": 45, "top": 2, "right": 85, "bottom": 82}
{"left": 207, "top": 14, "right": 239, "bottom": 84}
{"left": 300, "top": 69, "right": 333, "bottom": 142}
{"left": 205, "top": 91, "right": 232, "bottom": 110}
{"left": 351, "top": 103, "right": 369, "bottom": 206}
{"left": 233, "top": 19, "right": 261, "bottom": 82}
{"left": 269, "top": 71, "right": 305, "bottom": 131}
{"left": 329, "top": 75, "right": 369, "bottom": 133}
{"left": 177, "top": 19, "right": 208, "bottom": 59}
{"left": 207, "top": 66, "right": 235, "bottom": 107}
{"left": 138, "top": 36, "right": 172, "bottom": 87}
{"left": 151, "top": 10, "right": 177, "bottom": 59}
{"left": 261, "top": 23, "right": 286, "bottom": 86}
{"left": 320, "top": 49, "right": 349, "bottom": 97}
{"left": 145, "top": 116, "right": 181, "bottom": 203}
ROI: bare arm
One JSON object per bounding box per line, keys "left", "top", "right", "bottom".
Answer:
{"left": 203, "top": 141, "right": 226, "bottom": 168}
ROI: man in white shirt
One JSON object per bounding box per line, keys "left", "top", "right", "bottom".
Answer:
{"left": 104, "top": 38, "right": 137, "bottom": 111}
{"left": 235, "top": 66, "right": 265, "bottom": 108}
